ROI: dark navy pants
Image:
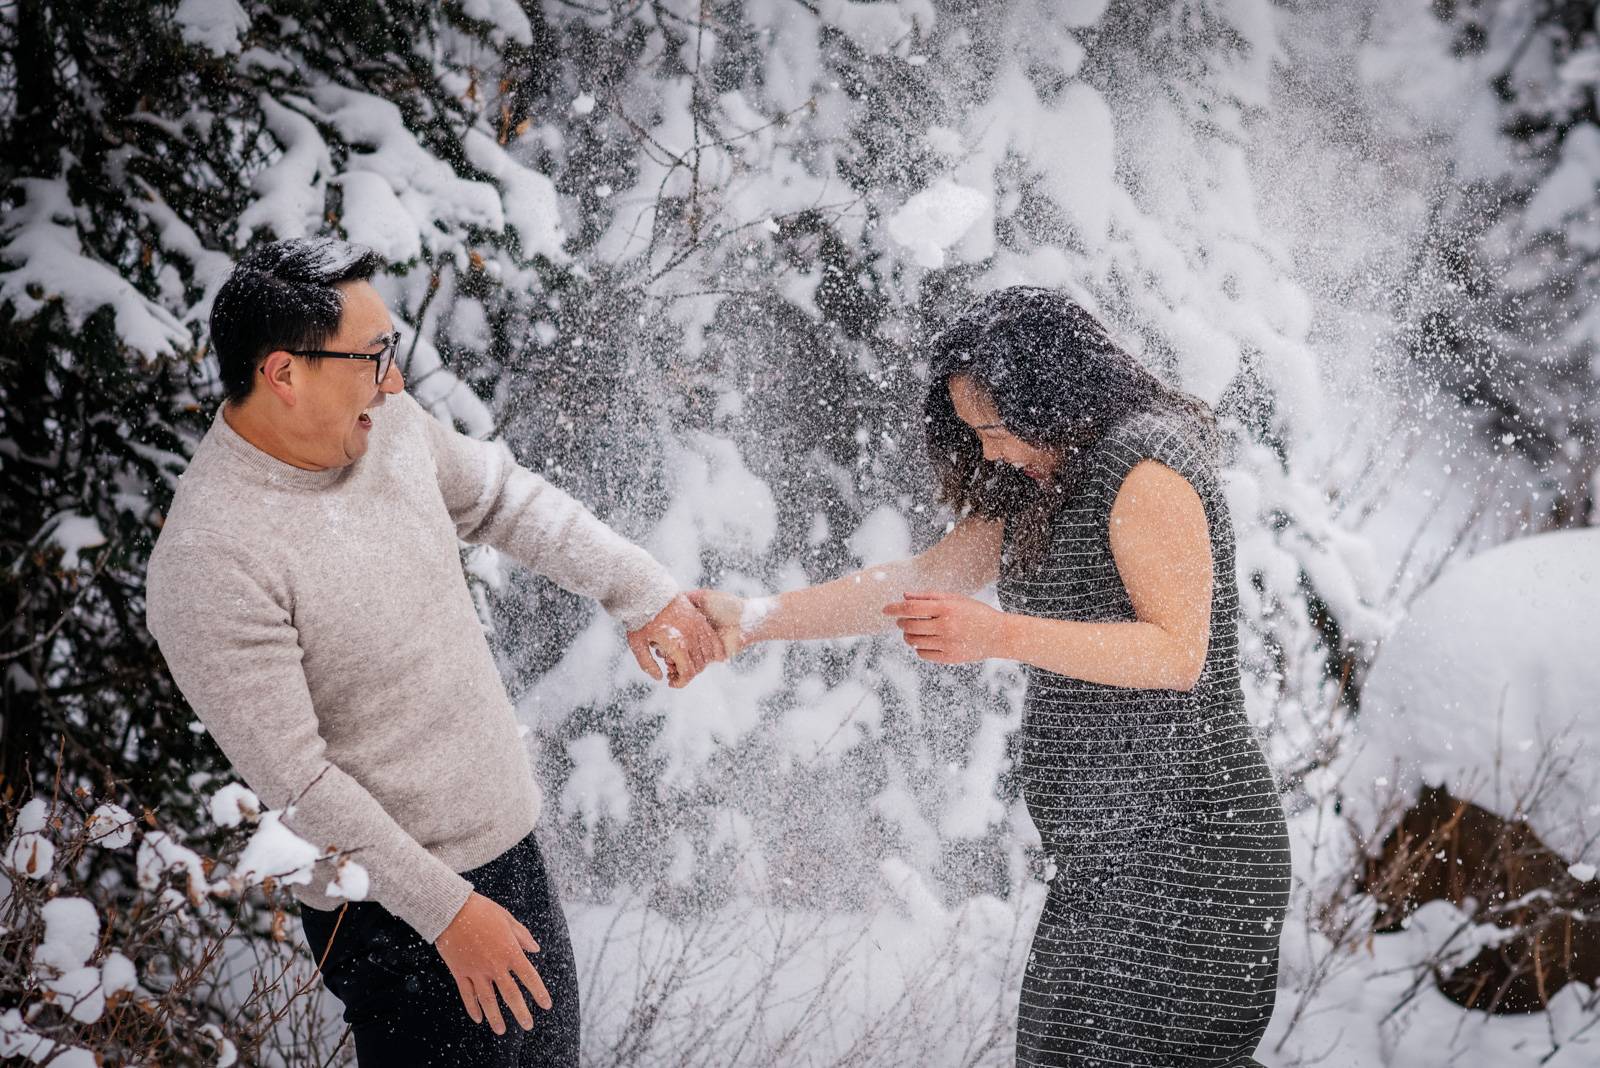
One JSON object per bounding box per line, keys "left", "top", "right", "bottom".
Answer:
{"left": 299, "top": 832, "right": 580, "bottom": 1066}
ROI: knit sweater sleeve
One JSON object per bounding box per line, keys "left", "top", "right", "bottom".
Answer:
{"left": 409, "top": 394, "right": 678, "bottom": 632}
{"left": 145, "top": 529, "right": 474, "bottom": 943}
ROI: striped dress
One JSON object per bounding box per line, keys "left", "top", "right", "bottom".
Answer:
{"left": 996, "top": 403, "right": 1291, "bottom": 1067}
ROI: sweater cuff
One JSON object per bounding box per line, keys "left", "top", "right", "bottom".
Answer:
{"left": 399, "top": 861, "right": 476, "bottom": 945}
{"left": 608, "top": 569, "right": 681, "bottom": 633}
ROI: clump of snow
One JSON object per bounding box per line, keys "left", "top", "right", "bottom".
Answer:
{"left": 462, "top": 129, "right": 567, "bottom": 262}
{"left": 84, "top": 803, "right": 135, "bottom": 849}
{"left": 885, "top": 179, "right": 991, "bottom": 269}
{"left": 1345, "top": 529, "right": 1600, "bottom": 860}
{"left": 846, "top": 505, "right": 911, "bottom": 568}
{"left": 310, "top": 86, "right": 504, "bottom": 252}
{"left": 407, "top": 331, "right": 497, "bottom": 438}
{"left": 208, "top": 782, "right": 261, "bottom": 829}
{"left": 233, "top": 811, "right": 321, "bottom": 888}
{"left": 200, "top": 1023, "right": 239, "bottom": 1068}
{"left": 236, "top": 96, "right": 330, "bottom": 244}
{"left": 0, "top": 1007, "right": 89, "bottom": 1065}
{"left": 2, "top": 798, "right": 55, "bottom": 879}
{"left": 938, "top": 712, "right": 1013, "bottom": 839}
{"left": 963, "top": 72, "right": 1114, "bottom": 250}
{"left": 878, "top": 857, "right": 946, "bottom": 926}
{"left": 646, "top": 433, "right": 779, "bottom": 582}
{"left": 333, "top": 171, "right": 423, "bottom": 263}
{"left": 10, "top": 797, "right": 50, "bottom": 834}
{"left": 326, "top": 856, "right": 370, "bottom": 901}
{"left": 136, "top": 830, "right": 213, "bottom": 899}
{"left": 0, "top": 180, "right": 192, "bottom": 359}
{"left": 174, "top": 0, "right": 250, "bottom": 56}
{"left": 448, "top": 296, "right": 492, "bottom": 351}
{"left": 46, "top": 966, "right": 105, "bottom": 1024}
{"left": 33, "top": 896, "right": 99, "bottom": 976}
{"left": 817, "top": 0, "right": 935, "bottom": 57}
{"left": 1057, "top": 0, "right": 1108, "bottom": 27}
{"left": 740, "top": 595, "right": 775, "bottom": 633}
{"left": 459, "top": 0, "right": 533, "bottom": 45}
{"left": 42, "top": 512, "right": 106, "bottom": 570}
{"left": 571, "top": 92, "right": 596, "bottom": 116}
{"left": 101, "top": 951, "right": 137, "bottom": 997}
{"left": 1569, "top": 862, "right": 1597, "bottom": 882}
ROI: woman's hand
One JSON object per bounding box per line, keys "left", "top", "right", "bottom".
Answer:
{"left": 687, "top": 588, "right": 751, "bottom": 659}
{"left": 883, "top": 592, "right": 1010, "bottom": 664}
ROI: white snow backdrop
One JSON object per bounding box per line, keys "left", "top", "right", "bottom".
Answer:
{"left": 3, "top": 0, "right": 1598, "bottom": 1064}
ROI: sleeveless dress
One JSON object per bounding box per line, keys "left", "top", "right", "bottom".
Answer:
{"left": 996, "top": 404, "right": 1291, "bottom": 1067}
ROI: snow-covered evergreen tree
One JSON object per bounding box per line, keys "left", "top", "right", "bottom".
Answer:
{"left": 1396, "top": 0, "right": 1600, "bottom": 527}
{"left": 511, "top": 0, "right": 1392, "bottom": 913}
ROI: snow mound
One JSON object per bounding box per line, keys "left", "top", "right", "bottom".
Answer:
{"left": 1345, "top": 529, "right": 1600, "bottom": 859}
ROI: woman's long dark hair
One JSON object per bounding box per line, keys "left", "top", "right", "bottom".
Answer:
{"left": 924, "top": 286, "right": 1217, "bottom": 569}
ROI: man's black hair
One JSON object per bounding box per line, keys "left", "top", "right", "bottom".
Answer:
{"left": 209, "top": 238, "right": 386, "bottom": 404}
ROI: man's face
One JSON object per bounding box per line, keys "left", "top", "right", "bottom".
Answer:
{"left": 264, "top": 280, "right": 405, "bottom": 469}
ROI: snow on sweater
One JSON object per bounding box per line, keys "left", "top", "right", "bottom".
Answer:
{"left": 144, "top": 389, "right": 677, "bottom": 942}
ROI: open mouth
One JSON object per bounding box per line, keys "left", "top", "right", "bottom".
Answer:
{"left": 357, "top": 410, "right": 373, "bottom": 429}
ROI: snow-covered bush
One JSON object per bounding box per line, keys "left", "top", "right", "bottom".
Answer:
{"left": 0, "top": 774, "right": 363, "bottom": 1065}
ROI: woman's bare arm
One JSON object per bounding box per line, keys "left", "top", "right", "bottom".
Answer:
{"left": 743, "top": 516, "right": 1002, "bottom": 643}
{"left": 887, "top": 461, "right": 1212, "bottom": 691}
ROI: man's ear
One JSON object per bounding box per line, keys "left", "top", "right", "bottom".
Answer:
{"left": 257, "top": 350, "right": 299, "bottom": 406}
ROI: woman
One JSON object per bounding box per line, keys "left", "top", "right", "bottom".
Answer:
{"left": 693, "top": 287, "right": 1290, "bottom": 1066}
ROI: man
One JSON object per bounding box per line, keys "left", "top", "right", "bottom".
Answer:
{"left": 144, "top": 238, "right": 720, "bottom": 1065}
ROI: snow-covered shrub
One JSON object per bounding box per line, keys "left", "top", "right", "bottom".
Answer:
{"left": 0, "top": 774, "right": 363, "bottom": 1066}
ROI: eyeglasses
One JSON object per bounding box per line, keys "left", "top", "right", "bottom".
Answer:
{"left": 264, "top": 331, "right": 403, "bottom": 385}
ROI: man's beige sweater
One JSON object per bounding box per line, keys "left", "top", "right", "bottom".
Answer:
{"left": 145, "top": 390, "right": 677, "bottom": 942}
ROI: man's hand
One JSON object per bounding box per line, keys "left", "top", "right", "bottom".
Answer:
{"left": 434, "top": 891, "right": 552, "bottom": 1035}
{"left": 882, "top": 591, "right": 1009, "bottom": 664}
{"left": 626, "top": 593, "right": 722, "bottom": 687}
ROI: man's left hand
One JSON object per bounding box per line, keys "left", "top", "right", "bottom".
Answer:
{"left": 626, "top": 593, "right": 722, "bottom": 687}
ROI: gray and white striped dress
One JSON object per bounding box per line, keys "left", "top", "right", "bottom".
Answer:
{"left": 997, "top": 403, "right": 1291, "bottom": 1067}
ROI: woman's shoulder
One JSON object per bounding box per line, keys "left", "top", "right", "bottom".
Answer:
{"left": 1090, "top": 402, "right": 1219, "bottom": 490}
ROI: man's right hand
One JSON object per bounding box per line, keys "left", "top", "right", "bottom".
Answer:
{"left": 626, "top": 592, "right": 722, "bottom": 687}
{"left": 434, "top": 891, "right": 552, "bottom": 1035}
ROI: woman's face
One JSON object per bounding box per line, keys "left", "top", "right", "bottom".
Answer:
{"left": 948, "top": 374, "right": 1058, "bottom": 482}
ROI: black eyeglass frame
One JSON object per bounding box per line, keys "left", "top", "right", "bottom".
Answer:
{"left": 260, "top": 330, "right": 403, "bottom": 385}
